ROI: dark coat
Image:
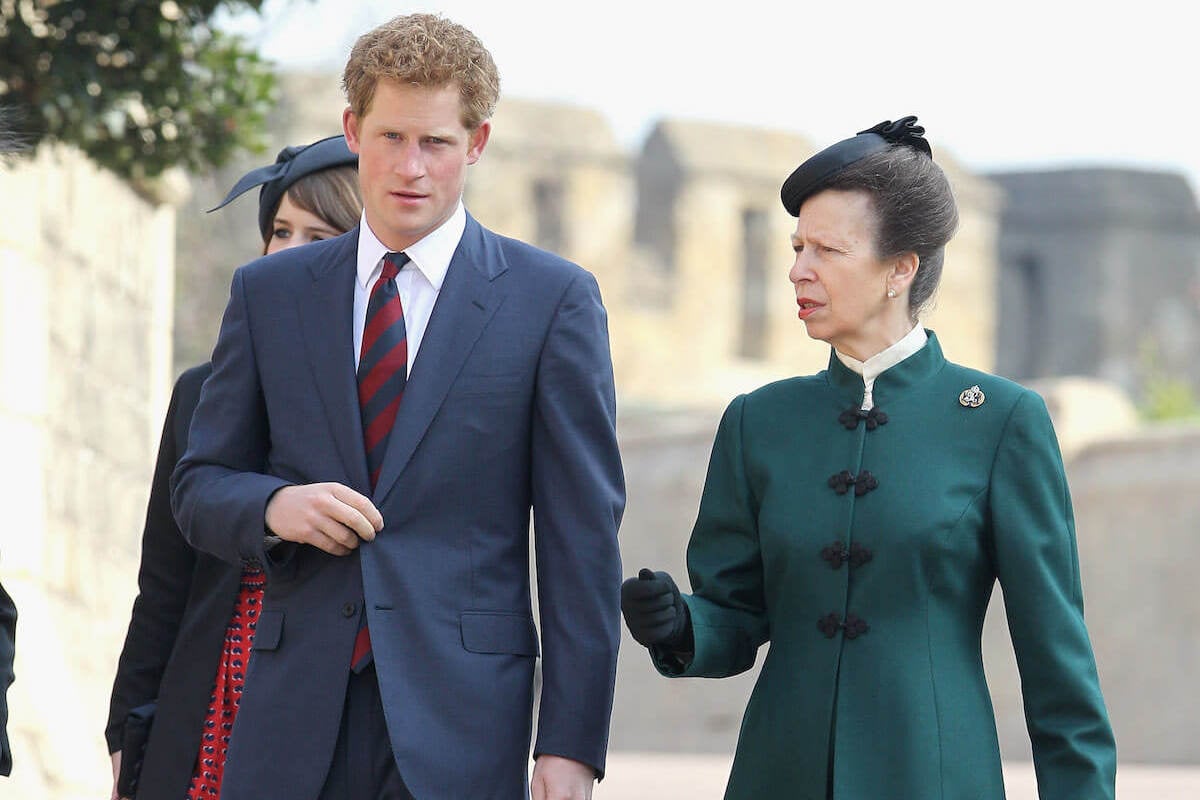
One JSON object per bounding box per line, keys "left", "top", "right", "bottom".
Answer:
{"left": 0, "top": 578, "right": 14, "bottom": 776}
{"left": 652, "top": 333, "right": 1116, "bottom": 800}
{"left": 106, "top": 363, "right": 243, "bottom": 799}
{"left": 171, "top": 215, "right": 625, "bottom": 800}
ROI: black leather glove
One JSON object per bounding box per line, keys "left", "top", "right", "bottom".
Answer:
{"left": 620, "top": 568, "right": 692, "bottom": 650}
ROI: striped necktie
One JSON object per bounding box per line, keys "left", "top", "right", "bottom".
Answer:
{"left": 358, "top": 251, "right": 410, "bottom": 488}
{"left": 351, "top": 250, "right": 409, "bottom": 672}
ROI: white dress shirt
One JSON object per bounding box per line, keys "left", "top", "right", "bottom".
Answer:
{"left": 835, "top": 325, "right": 928, "bottom": 410}
{"left": 353, "top": 201, "right": 466, "bottom": 373}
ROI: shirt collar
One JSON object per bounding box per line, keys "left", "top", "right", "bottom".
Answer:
{"left": 835, "top": 324, "right": 928, "bottom": 382}
{"left": 355, "top": 200, "right": 466, "bottom": 290}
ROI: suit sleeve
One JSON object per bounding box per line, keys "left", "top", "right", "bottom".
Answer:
{"left": 0, "top": 578, "right": 15, "bottom": 776}
{"left": 105, "top": 369, "right": 203, "bottom": 754}
{"left": 989, "top": 390, "right": 1117, "bottom": 800}
{"left": 528, "top": 272, "right": 625, "bottom": 778}
{"left": 650, "top": 394, "right": 769, "bottom": 679}
{"left": 172, "top": 267, "right": 291, "bottom": 568}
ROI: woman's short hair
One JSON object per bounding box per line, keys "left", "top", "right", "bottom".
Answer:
{"left": 269, "top": 164, "right": 362, "bottom": 246}
{"left": 821, "top": 147, "right": 959, "bottom": 319}
{"left": 342, "top": 13, "right": 500, "bottom": 130}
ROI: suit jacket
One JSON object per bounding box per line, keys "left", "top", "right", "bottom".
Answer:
{"left": 652, "top": 333, "right": 1115, "bottom": 800}
{"left": 172, "top": 214, "right": 625, "bottom": 800}
{"left": 107, "top": 362, "right": 244, "bottom": 799}
{"left": 0, "top": 578, "right": 15, "bottom": 776}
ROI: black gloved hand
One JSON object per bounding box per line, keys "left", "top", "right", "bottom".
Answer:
{"left": 620, "top": 568, "right": 692, "bottom": 650}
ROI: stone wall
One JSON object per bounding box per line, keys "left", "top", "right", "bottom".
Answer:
{"left": 983, "top": 422, "right": 1200, "bottom": 765}
{"left": 0, "top": 145, "right": 175, "bottom": 799}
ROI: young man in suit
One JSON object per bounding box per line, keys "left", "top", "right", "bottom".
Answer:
{"left": 172, "top": 13, "right": 624, "bottom": 800}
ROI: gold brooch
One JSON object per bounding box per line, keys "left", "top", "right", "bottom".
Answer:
{"left": 959, "top": 385, "right": 985, "bottom": 408}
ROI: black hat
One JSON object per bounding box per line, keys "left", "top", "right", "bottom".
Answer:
{"left": 209, "top": 134, "right": 358, "bottom": 240}
{"left": 780, "top": 116, "right": 932, "bottom": 216}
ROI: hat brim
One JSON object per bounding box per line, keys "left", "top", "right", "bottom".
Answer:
{"left": 780, "top": 132, "right": 890, "bottom": 217}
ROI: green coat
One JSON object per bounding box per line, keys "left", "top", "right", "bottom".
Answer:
{"left": 651, "top": 333, "right": 1115, "bottom": 799}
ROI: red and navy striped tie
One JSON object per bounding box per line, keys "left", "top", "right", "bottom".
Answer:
{"left": 351, "top": 250, "right": 409, "bottom": 672}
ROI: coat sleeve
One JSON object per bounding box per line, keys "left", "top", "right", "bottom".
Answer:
{"left": 989, "top": 390, "right": 1117, "bottom": 799}
{"left": 651, "top": 394, "right": 770, "bottom": 679}
{"left": 105, "top": 368, "right": 204, "bottom": 754}
{"left": 0, "top": 578, "right": 15, "bottom": 776}
{"left": 171, "top": 268, "right": 291, "bottom": 569}
{"left": 528, "top": 272, "right": 625, "bottom": 778}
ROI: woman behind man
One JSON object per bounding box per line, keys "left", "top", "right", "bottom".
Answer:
{"left": 621, "top": 117, "right": 1116, "bottom": 799}
{"left": 106, "top": 135, "right": 361, "bottom": 800}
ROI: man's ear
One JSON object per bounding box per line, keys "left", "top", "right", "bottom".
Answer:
{"left": 343, "top": 107, "right": 362, "bottom": 154}
{"left": 466, "top": 120, "right": 491, "bottom": 165}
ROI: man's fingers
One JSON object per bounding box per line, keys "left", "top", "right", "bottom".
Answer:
{"left": 307, "top": 529, "right": 354, "bottom": 557}
{"left": 264, "top": 483, "right": 383, "bottom": 552}
{"left": 322, "top": 493, "right": 378, "bottom": 542}
{"left": 329, "top": 483, "right": 384, "bottom": 531}
{"left": 313, "top": 516, "right": 361, "bottom": 551}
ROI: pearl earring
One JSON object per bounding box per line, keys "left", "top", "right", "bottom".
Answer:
{"left": 887, "top": 287, "right": 897, "bottom": 298}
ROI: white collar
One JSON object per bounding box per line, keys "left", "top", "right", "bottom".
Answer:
{"left": 355, "top": 201, "right": 466, "bottom": 290}
{"left": 836, "top": 325, "right": 928, "bottom": 382}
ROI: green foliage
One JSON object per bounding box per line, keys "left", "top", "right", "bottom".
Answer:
{"left": 0, "top": 0, "right": 278, "bottom": 185}
{"left": 1137, "top": 337, "right": 1200, "bottom": 422}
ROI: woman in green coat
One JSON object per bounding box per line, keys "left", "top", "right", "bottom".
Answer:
{"left": 621, "top": 117, "right": 1116, "bottom": 799}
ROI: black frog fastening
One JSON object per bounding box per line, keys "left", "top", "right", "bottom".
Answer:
{"left": 820, "top": 541, "right": 874, "bottom": 569}
{"left": 828, "top": 470, "right": 879, "bottom": 497}
{"left": 817, "top": 611, "right": 870, "bottom": 639}
{"left": 838, "top": 406, "right": 889, "bottom": 431}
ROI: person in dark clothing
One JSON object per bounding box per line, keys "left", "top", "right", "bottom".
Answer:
{"left": 0, "top": 578, "right": 14, "bottom": 777}
{"left": 106, "top": 135, "right": 360, "bottom": 800}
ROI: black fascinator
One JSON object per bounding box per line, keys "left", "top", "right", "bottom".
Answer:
{"left": 781, "top": 115, "right": 932, "bottom": 216}
{"left": 209, "top": 134, "right": 358, "bottom": 240}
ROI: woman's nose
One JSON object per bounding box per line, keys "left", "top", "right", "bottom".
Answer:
{"left": 789, "top": 253, "right": 815, "bottom": 284}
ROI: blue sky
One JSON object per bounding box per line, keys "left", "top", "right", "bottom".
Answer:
{"left": 219, "top": 0, "right": 1200, "bottom": 195}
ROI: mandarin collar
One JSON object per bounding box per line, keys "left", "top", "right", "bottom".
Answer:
{"left": 826, "top": 329, "right": 946, "bottom": 405}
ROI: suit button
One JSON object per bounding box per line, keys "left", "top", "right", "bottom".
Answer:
{"left": 342, "top": 602, "right": 357, "bottom": 618}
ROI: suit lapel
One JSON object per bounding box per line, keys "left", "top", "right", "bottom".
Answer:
{"left": 373, "top": 216, "right": 508, "bottom": 505}
{"left": 294, "top": 228, "right": 371, "bottom": 495}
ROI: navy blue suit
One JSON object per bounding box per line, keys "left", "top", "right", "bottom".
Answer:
{"left": 172, "top": 215, "right": 624, "bottom": 800}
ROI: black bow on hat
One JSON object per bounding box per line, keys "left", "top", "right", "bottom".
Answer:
{"left": 208, "top": 134, "right": 358, "bottom": 240}
{"left": 780, "top": 115, "right": 932, "bottom": 217}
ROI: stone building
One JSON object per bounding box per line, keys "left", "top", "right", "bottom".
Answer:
{"left": 988, "top": 168, "right": 1200, "bottom": 395}
{"left": 0, "top": 145, "right": 176, "bottom": 798}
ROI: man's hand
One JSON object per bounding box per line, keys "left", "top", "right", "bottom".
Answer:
{"left": 531, "top": 754, "right": 595, "bottom": 800}
{"left": 264, "top": 483, "right": 383, "bottom": 556}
